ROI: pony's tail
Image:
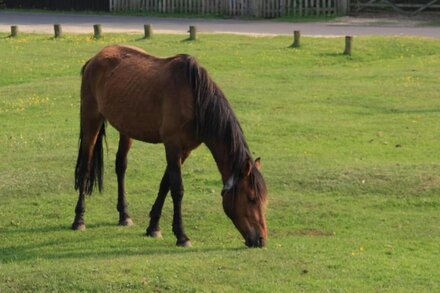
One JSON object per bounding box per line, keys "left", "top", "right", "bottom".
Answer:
{"left": 74, "top": 123, "right": 106, "bottom": 195}
{"left": 75, "top": 57, "right": 105, "bottom": 195}
{"left": 80, "top": 59, "right": 91, "bottom": 76}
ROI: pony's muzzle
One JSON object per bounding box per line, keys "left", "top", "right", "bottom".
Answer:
{"left": 245, "top": 236, "right": 266, "bottom": 248}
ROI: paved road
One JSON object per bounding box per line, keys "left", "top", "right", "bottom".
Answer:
{"left": 1, "top": 11, "right": 439, "bottom": 38}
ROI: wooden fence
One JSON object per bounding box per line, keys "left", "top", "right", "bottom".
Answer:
{"left": 110, "top": 0, "right": 337, "bottom": 17}
{"left": 352, "top": 0, "right": 440, "bottom": 16}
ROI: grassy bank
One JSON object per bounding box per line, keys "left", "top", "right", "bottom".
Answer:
{"left": 0, "top": 33, "right": 439, "bottom": 291}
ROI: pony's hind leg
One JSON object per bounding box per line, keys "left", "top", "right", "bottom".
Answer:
{"left": 72, "top": 114, "right": 105, "bottom": 231}
{"left": 146, "top": 167, "right": 169, "bottom": 238}
{"left": 72, "top": 192, "right": 86, "bottom": 230}
{"left": 115, "top": 134, "right": 134, "bottom": 226}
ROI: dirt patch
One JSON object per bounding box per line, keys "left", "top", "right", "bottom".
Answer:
{"left": 295, "top": 228, "right": 335, "bottom": 237}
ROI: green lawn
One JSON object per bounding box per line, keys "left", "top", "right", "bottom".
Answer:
{"left": 0, "top": 33, "right": 439, "bottom": 292}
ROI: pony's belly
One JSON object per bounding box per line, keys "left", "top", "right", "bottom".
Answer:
{"left": 101, "top": 103, "right": 163, "bottom": 143}
{"left": 107, "top": 118, "right": 162, "bottom": 143}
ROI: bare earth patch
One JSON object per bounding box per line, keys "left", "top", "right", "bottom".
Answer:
{"left": 295, "top": 228, "right": 335, "bottom": 237}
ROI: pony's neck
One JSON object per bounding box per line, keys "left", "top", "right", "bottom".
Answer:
{"left": 205, "top": 140, "right": 235, "bottom": 184}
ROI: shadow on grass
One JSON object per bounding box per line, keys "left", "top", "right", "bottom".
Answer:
{"left": 1, "top": 223, "right": 246, "bottom": 263}
{"left": 2, "top": 221, "right": 118, "bottom": 235}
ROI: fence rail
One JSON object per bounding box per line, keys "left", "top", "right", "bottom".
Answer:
{"left": 110, "top": 0, "right": 337, "bottom": 17}
{"left": 351, "top": 0, "right": 440, "bottom": 15}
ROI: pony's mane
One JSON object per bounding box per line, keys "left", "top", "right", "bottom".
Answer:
{"left": 184, "top": 55, "right": 266, "bottom": 203}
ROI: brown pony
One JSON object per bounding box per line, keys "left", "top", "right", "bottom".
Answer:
{"left": 73, "top": 45, "right": 268, "bottom": 247}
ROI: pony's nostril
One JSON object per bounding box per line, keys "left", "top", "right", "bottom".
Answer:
{"left": 245, "top": 235, "right": 266, "bottom": 248}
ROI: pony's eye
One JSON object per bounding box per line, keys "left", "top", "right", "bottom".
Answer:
{"left": 248, "top": 194, "right": 257, "bottom": 204}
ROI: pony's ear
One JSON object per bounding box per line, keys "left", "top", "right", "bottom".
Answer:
{"left": 241, "top": 159, "right": 253, "bottom": 177}
{"left": 255, "top": 157, "right": 262, "bottom": 170}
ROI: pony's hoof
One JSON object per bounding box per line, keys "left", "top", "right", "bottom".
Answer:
{"left": 176, "top": 240, "right": 192, "bottom": 247}
{"left": 146, "top": 229, "right": 162, "bottom": 238}
{"left": 71, "top": 223, "right": 85, "bottom": 231}
{"left": 119, "top": 218, "right": 134, "bottom": 226}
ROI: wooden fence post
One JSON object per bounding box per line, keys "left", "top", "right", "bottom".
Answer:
{"left": 249, "top": 0, "right": 259, "bottom": 17}
{"left": 54, "top": 24, "right": 62, "bottom": 38}
{"left": 93, "top": 24, "right": 102, "bottom": 39}
{"left": 10, "top": 26, "right": 18, "bottom": 37}
{"left": 343, "top": 36, "right": 353, "bottom": 55}
{"left": 189, "top": 25, "right": 197, "bottom": 41}
{"left": 144, "top": 24, "right": 152, "bottom": 38}
{"left": 336, "top": 0, "right": 349, "bottom": 16}
{"left": 292, "top": 30, "right": 301, "bottom": 47}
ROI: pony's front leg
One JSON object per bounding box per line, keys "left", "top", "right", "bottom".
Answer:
{"left": 165, "top": 146, "right": 191, "bottom": 247}
{"left": 146, "top": 151, "right": 190, "bottom": 239}
{"left": 115, "top": 134, "right": 133, "bottom": 226}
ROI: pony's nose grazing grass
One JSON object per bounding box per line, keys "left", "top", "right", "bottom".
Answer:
{"left": 245, "top": 237, "right": 265, "bottom": 248}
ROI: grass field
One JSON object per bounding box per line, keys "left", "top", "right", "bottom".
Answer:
{"left": 0, "top": 32, "right": 440, "bottom": 292}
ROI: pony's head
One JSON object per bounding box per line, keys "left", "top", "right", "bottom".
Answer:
{"left": 222, "top": 158, "right": 268, "bottom": 248}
